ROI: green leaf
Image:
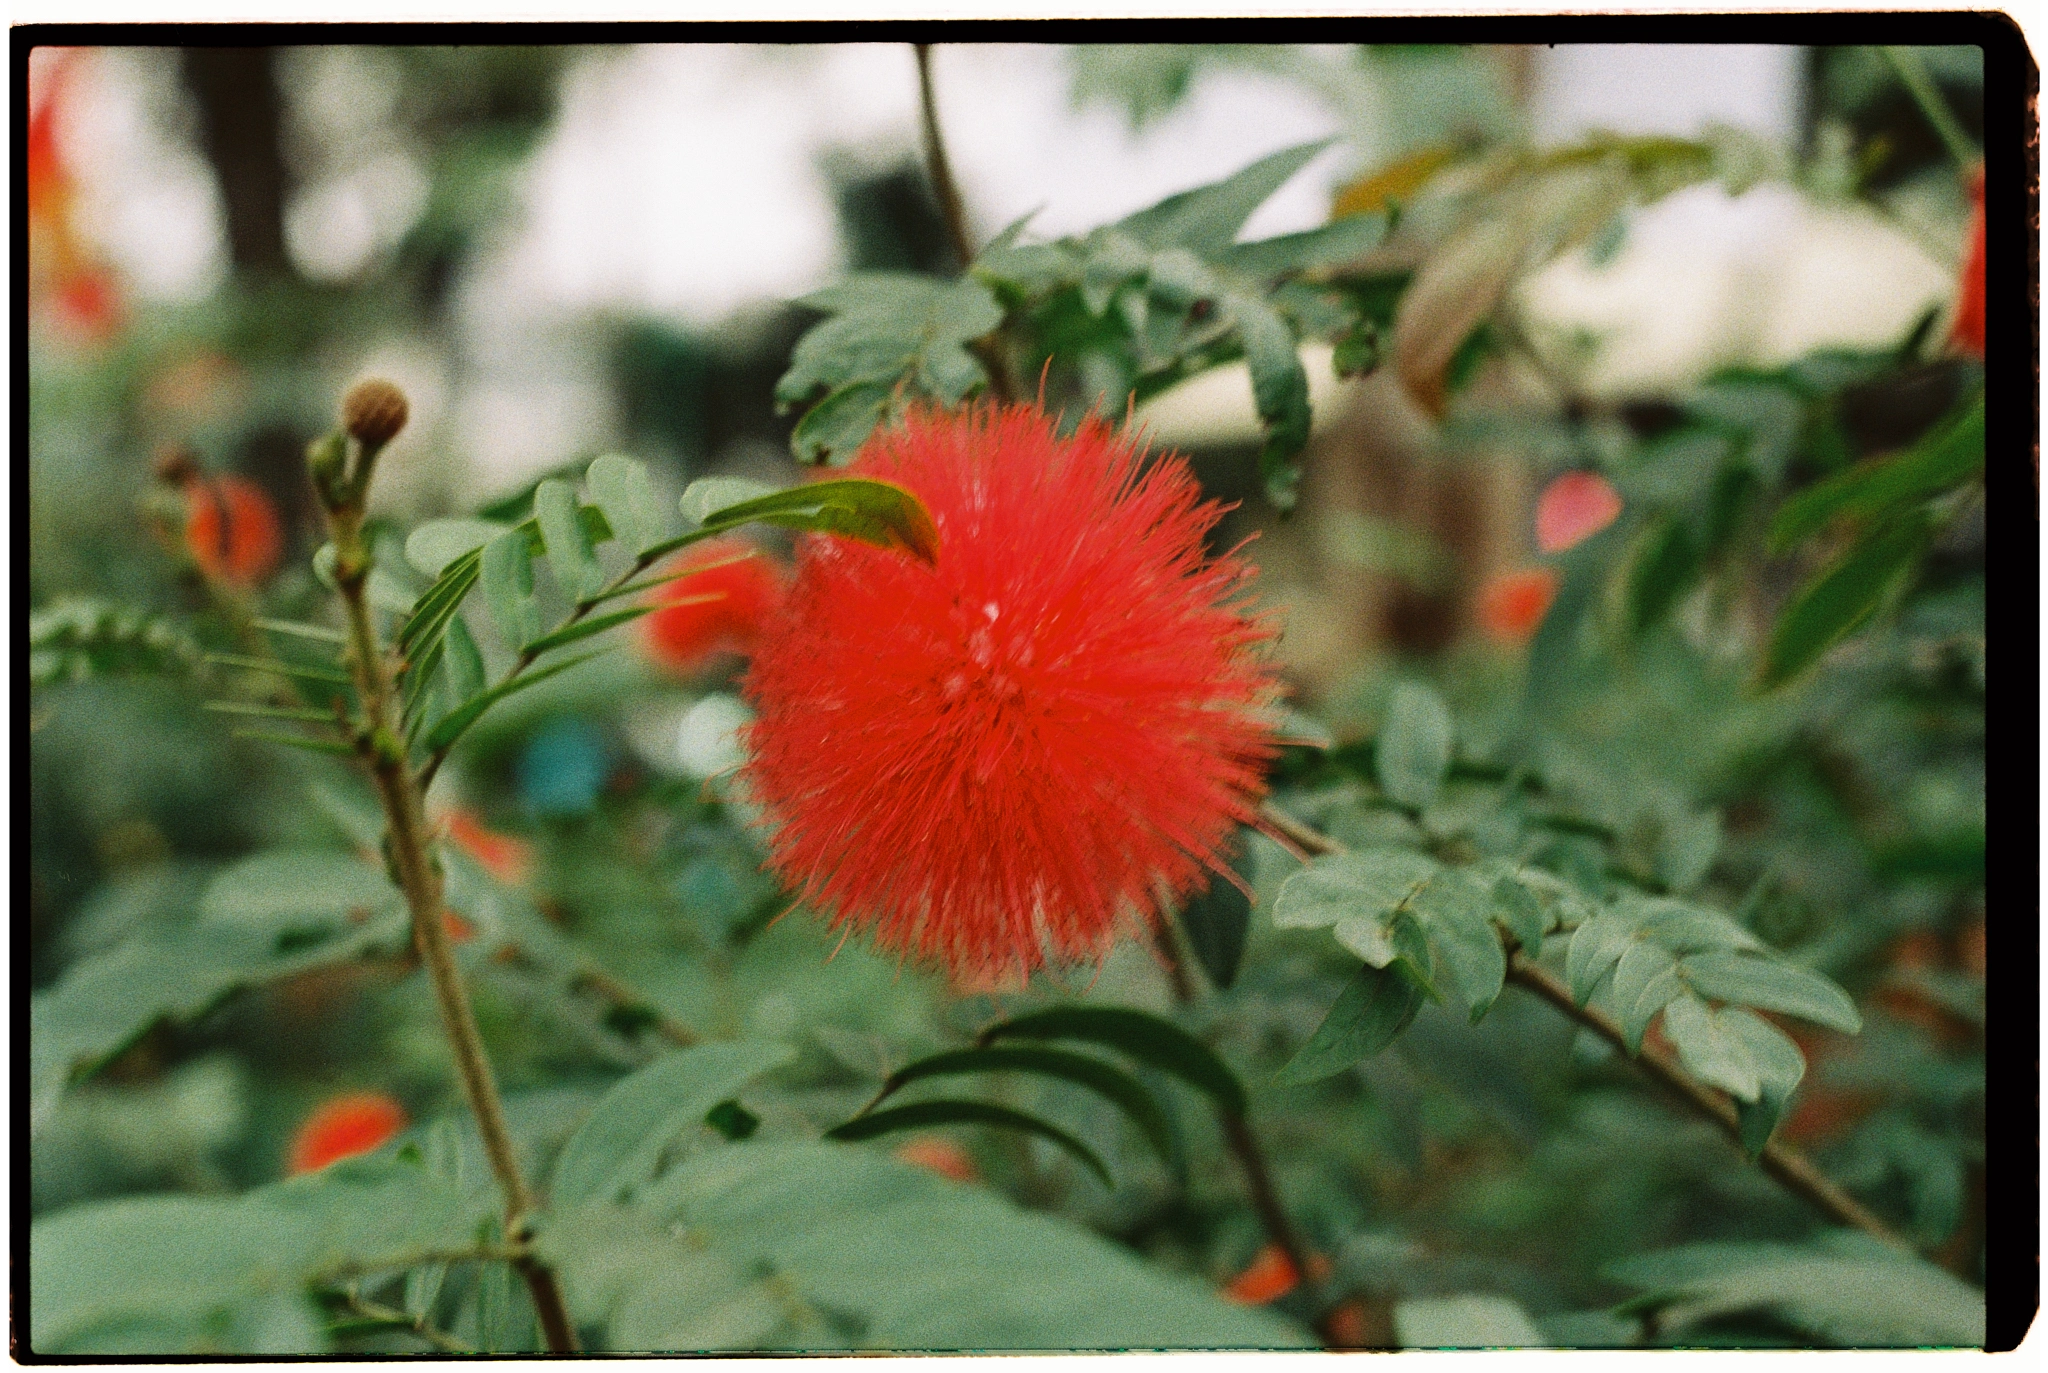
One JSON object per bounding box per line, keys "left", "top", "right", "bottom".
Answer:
{"left": 788, "top": 381, "right": 895, "bottom": 465}
{"left": 1626, "top": 515, "right": 1701, "bottom": 634}
{"left": 1275, "top": 960, "right": 1425, "bottom": 1085}
{"left": 639, "top": 1140, "right": 1308, "bottom": 1349}
{"left": 1487, "top": 872, "right": 1550, "bottom": 957}
{"left": 534, "top": 479, "right": 608, "bottom": 602}
{"left": 979, "top": 1005, "right": 1248, "bottom": 1119}
{"left": 443, "top": 615, "right": 486, "bottom": 703}
{"left": 202, "top": 652, "right": 353, "bottom": 687}
{"left": 1236, "top": 295, "right": 1314, "bottom": 510}
{"left": 421, "top": 650, "right": 604, "bottom": 755}
{"left": 199, "top": 850, "right": 400, "bottom": 936}
{"left": 479, "top": 528, "right": 545, "bottom": 652}
{"left": 231, "top": 729, "right": 356, "bottom": 757}
{"left": 704, "top": 1100, "right": 760, "bottom": 1142}
{"left": 675, "top": 475, "right": 939, "bottom": 565}
{"left": 1406, "top": 867, "right": 1507, "bottom": 1020}
{"left": 1565, "top": 905, "right": 1650, "bottom": 1005}
{"left": 1770, "top": 393, "right": 1984, "bottom": 550}
{"left": 1220, "top": 211, "right": 1392, "bottom": 279}
{"left": 1273, "top": 848, "right": 1439, "bottom": 934}
{"left": 536, "top": 1204, "right": 781, "bottom": 1352}
{"left": 1762, "top": 510, "right": 1933, "bottom": 687}
{"left": 404, "top": 520, "right": 508, "bottom": 579}
{"left": 1678, "top": 951, "right": 1862, "bottom": 1032}
{"left": 1604, "top": 1236, "right": 1984, "bottom": 1346}
{"left": 1721, "top": 1010, "right": 1806, "bottom": 1157}
{"left": 825, "top": 1099, "right": 1113, "bottom": 1188}
{"left": 1657, "top": 809, "right": 1722, "bottom": 894}
{"left": 775, "top": 273, "right": 1001, "bottom": 418}
{"left": 397, "top": 549, "right": 482, "bottom": 657}
{"left": 522, "top": 606, "right": 651, "bottom": 659}
{"left": 551, "top": 1042, "right": 794, "bottom": 1208}
{"left": 250, "top": 617, "right": 347, "bottom": 645}
{"left": 1114, "top": 139, "right": 1332, "bottom": 254}
{"left": 1375, "top": 681, "right": 1453, "bottom": 810}
{"left": 1177, "top": 853, "right": 1252, "bottom": 992}
{"left": 678, "top": 477, "right": 778, "bottom": 524}
{"left": 1660, "top": 992, "right": 1762, "bottom": 1101}
{"left": 864, "top": 1044, "right": 1176, "bottom": 1172}
{"left": 585, "top": 453, "right": 675, "bottom": 557}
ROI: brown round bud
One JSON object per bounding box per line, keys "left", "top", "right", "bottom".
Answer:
{"left": 151, "top": 444, "right": 200, "bottom": 487}
{"left": 341, "top": 378, "right": 409, "bottom": 447}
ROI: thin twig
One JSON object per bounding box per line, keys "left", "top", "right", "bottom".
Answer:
{"left": 335, "top": 1292, "right": 476, "bottom": 1354}
{"left": 913, "top": 42, "right": 1015, "bottom": 405}
{"left": 314, "top": 404, "right": 581, "bottom": 1353}
{"left": 1150, "top": 918, "right": 1340, "bottom": 1347}
{"left": 1259, "top": 801, "right": 1914, "bottom": 1252}
{"left": 571, "top": 964, "right": 700, "bottom": 1047}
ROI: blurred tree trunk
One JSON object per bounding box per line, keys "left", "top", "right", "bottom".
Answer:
{"left": 181, "top": 48, "right": 290, "bottom": 274}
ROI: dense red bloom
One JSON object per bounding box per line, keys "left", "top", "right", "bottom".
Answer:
{"left": 1535, "top": 470, "right": 1622, "bottom": 553}
{"left": 1476, "top": 567, "right": 1559, "bottom": 645}
{"left": 182, "top": 474, "right": 283, "bottom": 588}
{"left": 1950, "top": 164, "right": 1984, "bottom": 358}
{"left": 287, "top": 1091, "right": 408, "bottom": 1175}
{"left": 740, "top": 404, "right": 1281, "bottom": 982}
{"left": 1221, "top": 1244, "right": 1332, "bottom": 1304}
{"left": 640, "top": 537, "right": 786, "bottom": 676}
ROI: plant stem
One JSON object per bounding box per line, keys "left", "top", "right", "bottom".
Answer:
{"left": 318, "top": 466, "right": 580, "bottom": 1353}
{"left": 335, "top": 1293, "right": 475, "bottom": 1354}
{"left": 1258, "top": 801, "right": 1915, "bottom": 1252}
{"left": 1881, "top": 46, "right": 1979, "bottom": 169}
{"left": 913, "top": 42, "right": 1015, "bottom": 405}
{"left": 1150, "top": 918, "right": 1341, "bottom": 1346}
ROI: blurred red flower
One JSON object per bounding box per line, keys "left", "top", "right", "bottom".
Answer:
{"left": 1535, "top": 470, "right": 1622, "bottom": 553}
{"left": 29, "top": 49, "right": 123, "bottom": 344}
{"left": 640, "top": 536, "right": 786, "bottom": 676}
{"left": 1476, "top": 567, "right": 1559, "bottom": 644}
{"left": 1222, "top": 1243, "right": 1332, "bottom": 1304}
{"left": 1950, "top": 163, "right": 1984, "bottom": 358}
{"left": 443, "top": 807, "right": 532, "bottom": 887}
{"left": 893, "top": 1137, "right": 981, "bottom": 1183}
{"left": 182, "top": 474, "right": 283, "bottom": 589}
{"left": 741, "top": 404, "right": 1281, "bottom": 982}
{"left": 287, "top": 1091, "right": 408, "bottom": 1175}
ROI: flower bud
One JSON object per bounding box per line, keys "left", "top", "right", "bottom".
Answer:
{"left": 341, "top": 378, "right": 409, "bottom": 448}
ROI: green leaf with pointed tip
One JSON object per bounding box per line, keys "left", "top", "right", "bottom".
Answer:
{"left": 1488, "top": 873, "right": 1549, "bottom": 956}
{"left": 1221, "top": 211, "right": 1392, "bottom": 279}
{"left": 585, "top": 453, "right": 674, "bottom": 557}
{"left": 1114, "top": 139, "right": 1332, "bottom": 254}
{"left": 1407, "top": 867, "right": 1506, "bottom": 1021}
{"left": 1376, "top": 681, "right": 1454, "bottom": 809}
{"left": 535, "top": 479, "right": 608, "bottom": 602}
{"left": 1721, "top": 1010, "right": 1807, "bottom": 1157}
{"left": 866, "top": 1044, "right": 1176, "bottom": 1173}
{"left": 826, "top": 1099, "right": 1112, "bottom": 1188}
{"left": 1275, "top": 960, "right": 1425, "bottom": 1085}
{"left": 397, "top": 550, "right": 482, "bottom": 656}
{"left": 479, "top": 528, "right": 545, "bottom": 652}
{"left": 1272, "top": 848, "right": 1439, "bottom": 932}
{"left": 1565, "top": 905, "right": 1650, "bottom": 1006}
{"left": 421, "top": 650, "right": 604, "bottom": 755}
{"left": 1770, "top": 393, "right": 1983, "bottom": 550}
{"left": 443, "top": 615, "right": 486, "bottom": 703}
{"left": 1610, "top": 940, "right": 1681, "bottom": 1054}
{"left": 675, "top": 476, "right": 939, "bottom": 565}
{"left": 1231, "top": 292, "right": 1313, "bottom": 510}
{"left": 552, "top": 1042, "right": 795, "bottom": 1209}
{"left": 1678, "top": 951, "right": 1862, "bottom": 1033}
{"left": 1763, "top": 510, "right": 1933, "bottom": 688}
{"left": 979, "top": 1005, "right": 1247, "bottom": 1119}
{"left": 1177, "top": 844, "right": 1253, "bottom": 992}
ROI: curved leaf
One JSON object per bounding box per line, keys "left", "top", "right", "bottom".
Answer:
{"left": 676, "top": 476, "right": 939, "bottom": 564}
{"left": 421, "top": 650, "right": 604, "bottom": 755}
{"left": 865, "top": 1044, "right": 1176, "bottom": 1171}
{"left": 1275, "top": 960, "right": 1424, "bottom": 1085}
{"left": 978, "top": 1005, "right": 1247, "bottom": 1119}
{"left": 825, "top": 1099, "right": 1112, "bottom": 1188}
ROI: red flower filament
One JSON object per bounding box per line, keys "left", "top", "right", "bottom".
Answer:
{"left": 287, "top": 1091, "right": 408, "bottom": 1175}
{"left": 741, "top": 404, "right": 1282, "bottom": 982}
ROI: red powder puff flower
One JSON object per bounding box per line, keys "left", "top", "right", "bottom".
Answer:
{"left": 1535, "top": 470, "right": 1622, "bottom": 553}
{"left": 287, "top": 1091, "right": 408, "bottom": 1175}
{"left": 1476, "top": 567, "right": 1559, "bottom": 645}
{"left": 1950, "top": 163, "right": 1984, "bottom": 359}
{"left": 182, "top": 474, "right": 283, "bottom": 589}
{"left": 641, "top": 536, "right": 786, "bottom": 676}
{"left": 740, "top": 404, "right": 1281, "bottom": 982}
